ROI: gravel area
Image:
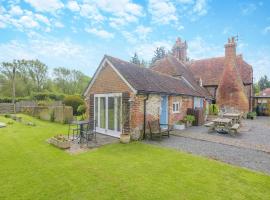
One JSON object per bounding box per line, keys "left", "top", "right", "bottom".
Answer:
{"left": 145, "top": 136, "right": 270, "bottom": 175}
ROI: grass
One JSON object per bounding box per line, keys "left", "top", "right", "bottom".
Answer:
{"left": 0, "top": 114, "right": 270, "bottom": 200}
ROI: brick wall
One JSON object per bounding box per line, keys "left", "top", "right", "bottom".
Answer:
{"left": 168, "top": 95, "right": 193, "bottom": 125}
{"left": 85, "top": 61, "right": 133, "bottom": 121}
{"left": 88, "top": 62, "right": 133, "bottom": 95}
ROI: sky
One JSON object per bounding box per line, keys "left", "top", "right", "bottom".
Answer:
{"left": 0, "top": 0, "right": 269, "bottom": 81}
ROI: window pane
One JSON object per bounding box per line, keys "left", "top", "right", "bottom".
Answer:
{"left": 100, "top": 97, "right": 106, "bottom": 129}
{"left": 95, "top": 97, "right": 98, "bottom": 125}
{"left": 117, "top": 97, "right": 121, "bottom": 131}
{"left": 173, "top": 104, "right": 175, "bottom": 111}
{"left": 108, "top": 97, "right": 115, "bottom": 130}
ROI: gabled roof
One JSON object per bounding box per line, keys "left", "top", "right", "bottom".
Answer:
{"left": 103, "top": 55, "right": 208, "bottom": 98}
{"left": 150, "top": 55, "right": 211, "bottom": 98}
{"left": 188, "top": 55, "right": 253, "bottom": 86}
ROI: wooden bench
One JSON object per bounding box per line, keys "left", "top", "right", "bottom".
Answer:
{"left": 230, "top": 123, "right": 240, "bottom": 135}
{"left": 148, "top": 120, "right": 171, "bottom": 140}
{"left": 204, "top": 122, "right": 214, "bottom": 127}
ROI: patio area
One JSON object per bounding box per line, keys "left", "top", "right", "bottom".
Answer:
{"left": 66, "top": 133, "right": 119, "bottom": 154}
{"left": 171, "top": 116, "right": 270, "bottom": 153}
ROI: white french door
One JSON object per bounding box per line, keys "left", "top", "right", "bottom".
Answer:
{"left": 94, "top": 93, "right": 122, "bottom": 138}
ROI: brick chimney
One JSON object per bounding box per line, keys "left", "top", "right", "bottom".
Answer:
{"left": 172, "top": 37, "right": 187, "bottom": 62}
{"left": 216, "top": 37, "right": 249, "bottom": 112}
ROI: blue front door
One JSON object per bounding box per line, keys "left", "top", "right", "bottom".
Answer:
{"left": 160, "top": 96, "right": 168, "bottom": 128}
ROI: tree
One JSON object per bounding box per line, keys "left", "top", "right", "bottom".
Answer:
{"left": 253, "top": 82, "right": 260, "bottom": 95}
{"left": 0, "top": 60, "right": 21, "bottom": 112}
{"left": 130, "top": 53, "right": 141, "bottom": 65}
{"left": 151, "top": 47, "right": 166, "bottom": 64}
{"left": 53, "top": 67, "right": 90, "bottom": 94}
{"left": 258, "top": 75, "right": 270, "bottom": 90}
{"left": 27, "top": 60, "right": 48, "bottom": 92}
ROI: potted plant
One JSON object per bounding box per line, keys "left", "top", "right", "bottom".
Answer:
{"left": 247, "top": 111, "right": 257, "bottom": 120}
{"left": 120, "top": 103, "right": 131, "bottom": 144}
{"left": 183, "top": 115, "right": 195, "bottom": 127}
{"left": 174, "top": 120, "right": 185, "bottom": 130}
{"left": 49, "top": 134, "right": 71, "bottom": 149}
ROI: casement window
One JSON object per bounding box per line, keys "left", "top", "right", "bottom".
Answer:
{"left": 172, "top": 102, "right": 180, "bottom": 113}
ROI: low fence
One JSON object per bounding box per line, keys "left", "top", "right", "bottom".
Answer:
{"left": 0, "top": 103, "right": 14, "bottom": 114}
{"left": 0, "top": 100, "right": 72, "bottom": 123}
{"left": 20, "top": 106, "right": 73, "bottom": 123}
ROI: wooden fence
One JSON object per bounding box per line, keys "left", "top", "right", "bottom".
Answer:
{"left": 0, "top": 103, "right": 14, "bottom": 114}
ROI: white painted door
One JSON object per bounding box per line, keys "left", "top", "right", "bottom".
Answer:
{"left": 94, "top": 94, "right": 122, "bottom": 138}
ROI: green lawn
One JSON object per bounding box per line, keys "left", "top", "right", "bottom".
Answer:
{"left": 0, "top": 115, "right": 270, "bottom": 200}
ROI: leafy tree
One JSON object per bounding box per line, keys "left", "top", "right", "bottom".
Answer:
{"left": 53, "top": 67, "right": 90, "bottom": 95}
{"left": 0, "top": 60, "right": 21, "bottom": 111}
{"left": 27, "top": 60, "right": 48, "bottom": 92}
{"left": 253, "top": 82, "right": 260, "bottom": 95}
{"left": 151, "top": 47, "right": 166, "bottom": 64}
{"left": 258, "top": 75, "right": 270, "bottom": 90}
{"left": 130, "top": 53, "right": 141, "bottom": 65}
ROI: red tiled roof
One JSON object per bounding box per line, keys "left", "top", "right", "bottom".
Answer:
{"left": 257, "top": 88, "right": 270, "bottom": 97}
{"left": 188, "top": 55, "right": 253, "bottom": 86}
{"left": 151, "top": 55, "right": 212, "bottom": 98}
{"left": 105, "top": 55, "right": 207, "bottom": 98}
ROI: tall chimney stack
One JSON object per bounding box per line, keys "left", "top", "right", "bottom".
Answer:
{"left": 172, "top": 37, "right": 187, "bottom": 62}
{"left": 216, "top": 37, "right": 249, "bottom": 112}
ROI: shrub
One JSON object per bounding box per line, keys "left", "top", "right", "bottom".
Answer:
{"left": 183, "top": 115, "right": 195, "bottom": 123}
{"left": 31, "top": 92, "right": 65, "bottom": 101}
{"left": 0, "top": 97, "right": 30, "bottom": 103}
{"left": 77, "top": 104, "right": 86, "bottom": 116}
{"left": 209, "top": 104, "right": 219, "bottom": 115}
{"left": 247, "top": 111, "right": 256, "bottom": 119}
{"left": 63, "top": 95, "right": 84, "bottom": 115}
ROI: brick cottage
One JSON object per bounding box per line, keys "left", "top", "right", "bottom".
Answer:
{"left": 84, "top": 37, "right": 253, "bottom": 138}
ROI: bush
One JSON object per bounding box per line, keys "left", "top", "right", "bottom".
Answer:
{"left": 247, "top": 111, "right": 257, "bottom": 119}
{"left": 77, "top": 104, "right": 86, "bottom": 116}
{"left": 209, "top": 104, "right": 219, "bottom": 115}
{"left": 63, "top": 95, "right": 84, "bottom": 115}
{"left": 31, "top": 92, "right": 65, "bottom": 101}
{"left": 0, "top": 97, "right": 30, "bottom": 103}
{"left": 183, "top": 115, "right": 195, "bottom": 123}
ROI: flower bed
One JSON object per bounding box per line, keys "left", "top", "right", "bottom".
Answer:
{"left": 49, "top": 134, "right": 71, "bottom": 149}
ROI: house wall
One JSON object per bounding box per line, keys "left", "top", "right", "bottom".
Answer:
{"left": 168, "top": 96, "right": 193, "bottom": 125}
{"left": 85, "top": 62, "right": 134, "bottom": 120}
{"left": 87, "top": 62, "right": 133, "bottom": 95}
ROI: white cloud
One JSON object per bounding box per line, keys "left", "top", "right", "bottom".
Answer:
{"left": 262, "top": 26, "right": 270, "bottom": 35}
{"left": 240, "top": 3, "right": 256, "bottom": 15}
{"left": 24, "top": 0, "right": 64, "bottom": 13}
{"left": 247, "top": 50, "right": 270, "bottom": 81}
{"left": 35, "top": 14, "right": 50, "bottom": 26}
{"left": 18, "top": 15, "right": 39, "bottom": 28}
{"left": 177, "top": 0, "right": 194, "bottom": 3}
{"left": 67, "top": 1, "right": 80, "bottom": 12}
{"left": 192, "top": 0, "right": 208, "bottom": 16}
{"left": 135, "top": 25, "right": 152, "bottom": 40}
{"left": 0, "top": 38, "right": 97, "bottom": 74}
{"left": 85, "top": 28, "right": 114, "bottom": 39}
{"left": 122, "top": 31, "right": 137, "bottom": 44}
{"left": 54, "top": 21, "right": 64, "bottom": 28}
{"left": 0, "top": 21, "right": 6, "bottom": 29}
{"left": 188, "top": 36, "right": 223, "bottom": 59}
{"left": 97, "top": 0, "right": 143, "bottom": 28}
{"left": 80, "top": 3, "right": 105, "bottom": 23}
{"left": 148, "top": 0, "right": 178, "bottom": 24}
{"left": 9, "top": 5, "right": 24, "bottom": 16}
{"left": 132, "top": 40, "right": 172, "bottom": 60}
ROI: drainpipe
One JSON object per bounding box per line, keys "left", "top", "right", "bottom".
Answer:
{"left": 143, "top": 94, "right": 149, "bottom": 139}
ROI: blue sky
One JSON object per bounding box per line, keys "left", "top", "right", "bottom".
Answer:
{"left": 0, "top": 0, "right": 269, "bottom": 81}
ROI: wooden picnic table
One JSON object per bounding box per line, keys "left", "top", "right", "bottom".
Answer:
{"left": 212, "top": 118, "right": 233, "bottom": 133}
{"left": 223, "top": 113, "right": 241, "bottom": 124}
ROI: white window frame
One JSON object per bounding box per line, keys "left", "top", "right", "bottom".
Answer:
{"left": 172, "top": 101, "right": 180, "bottom": 113}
